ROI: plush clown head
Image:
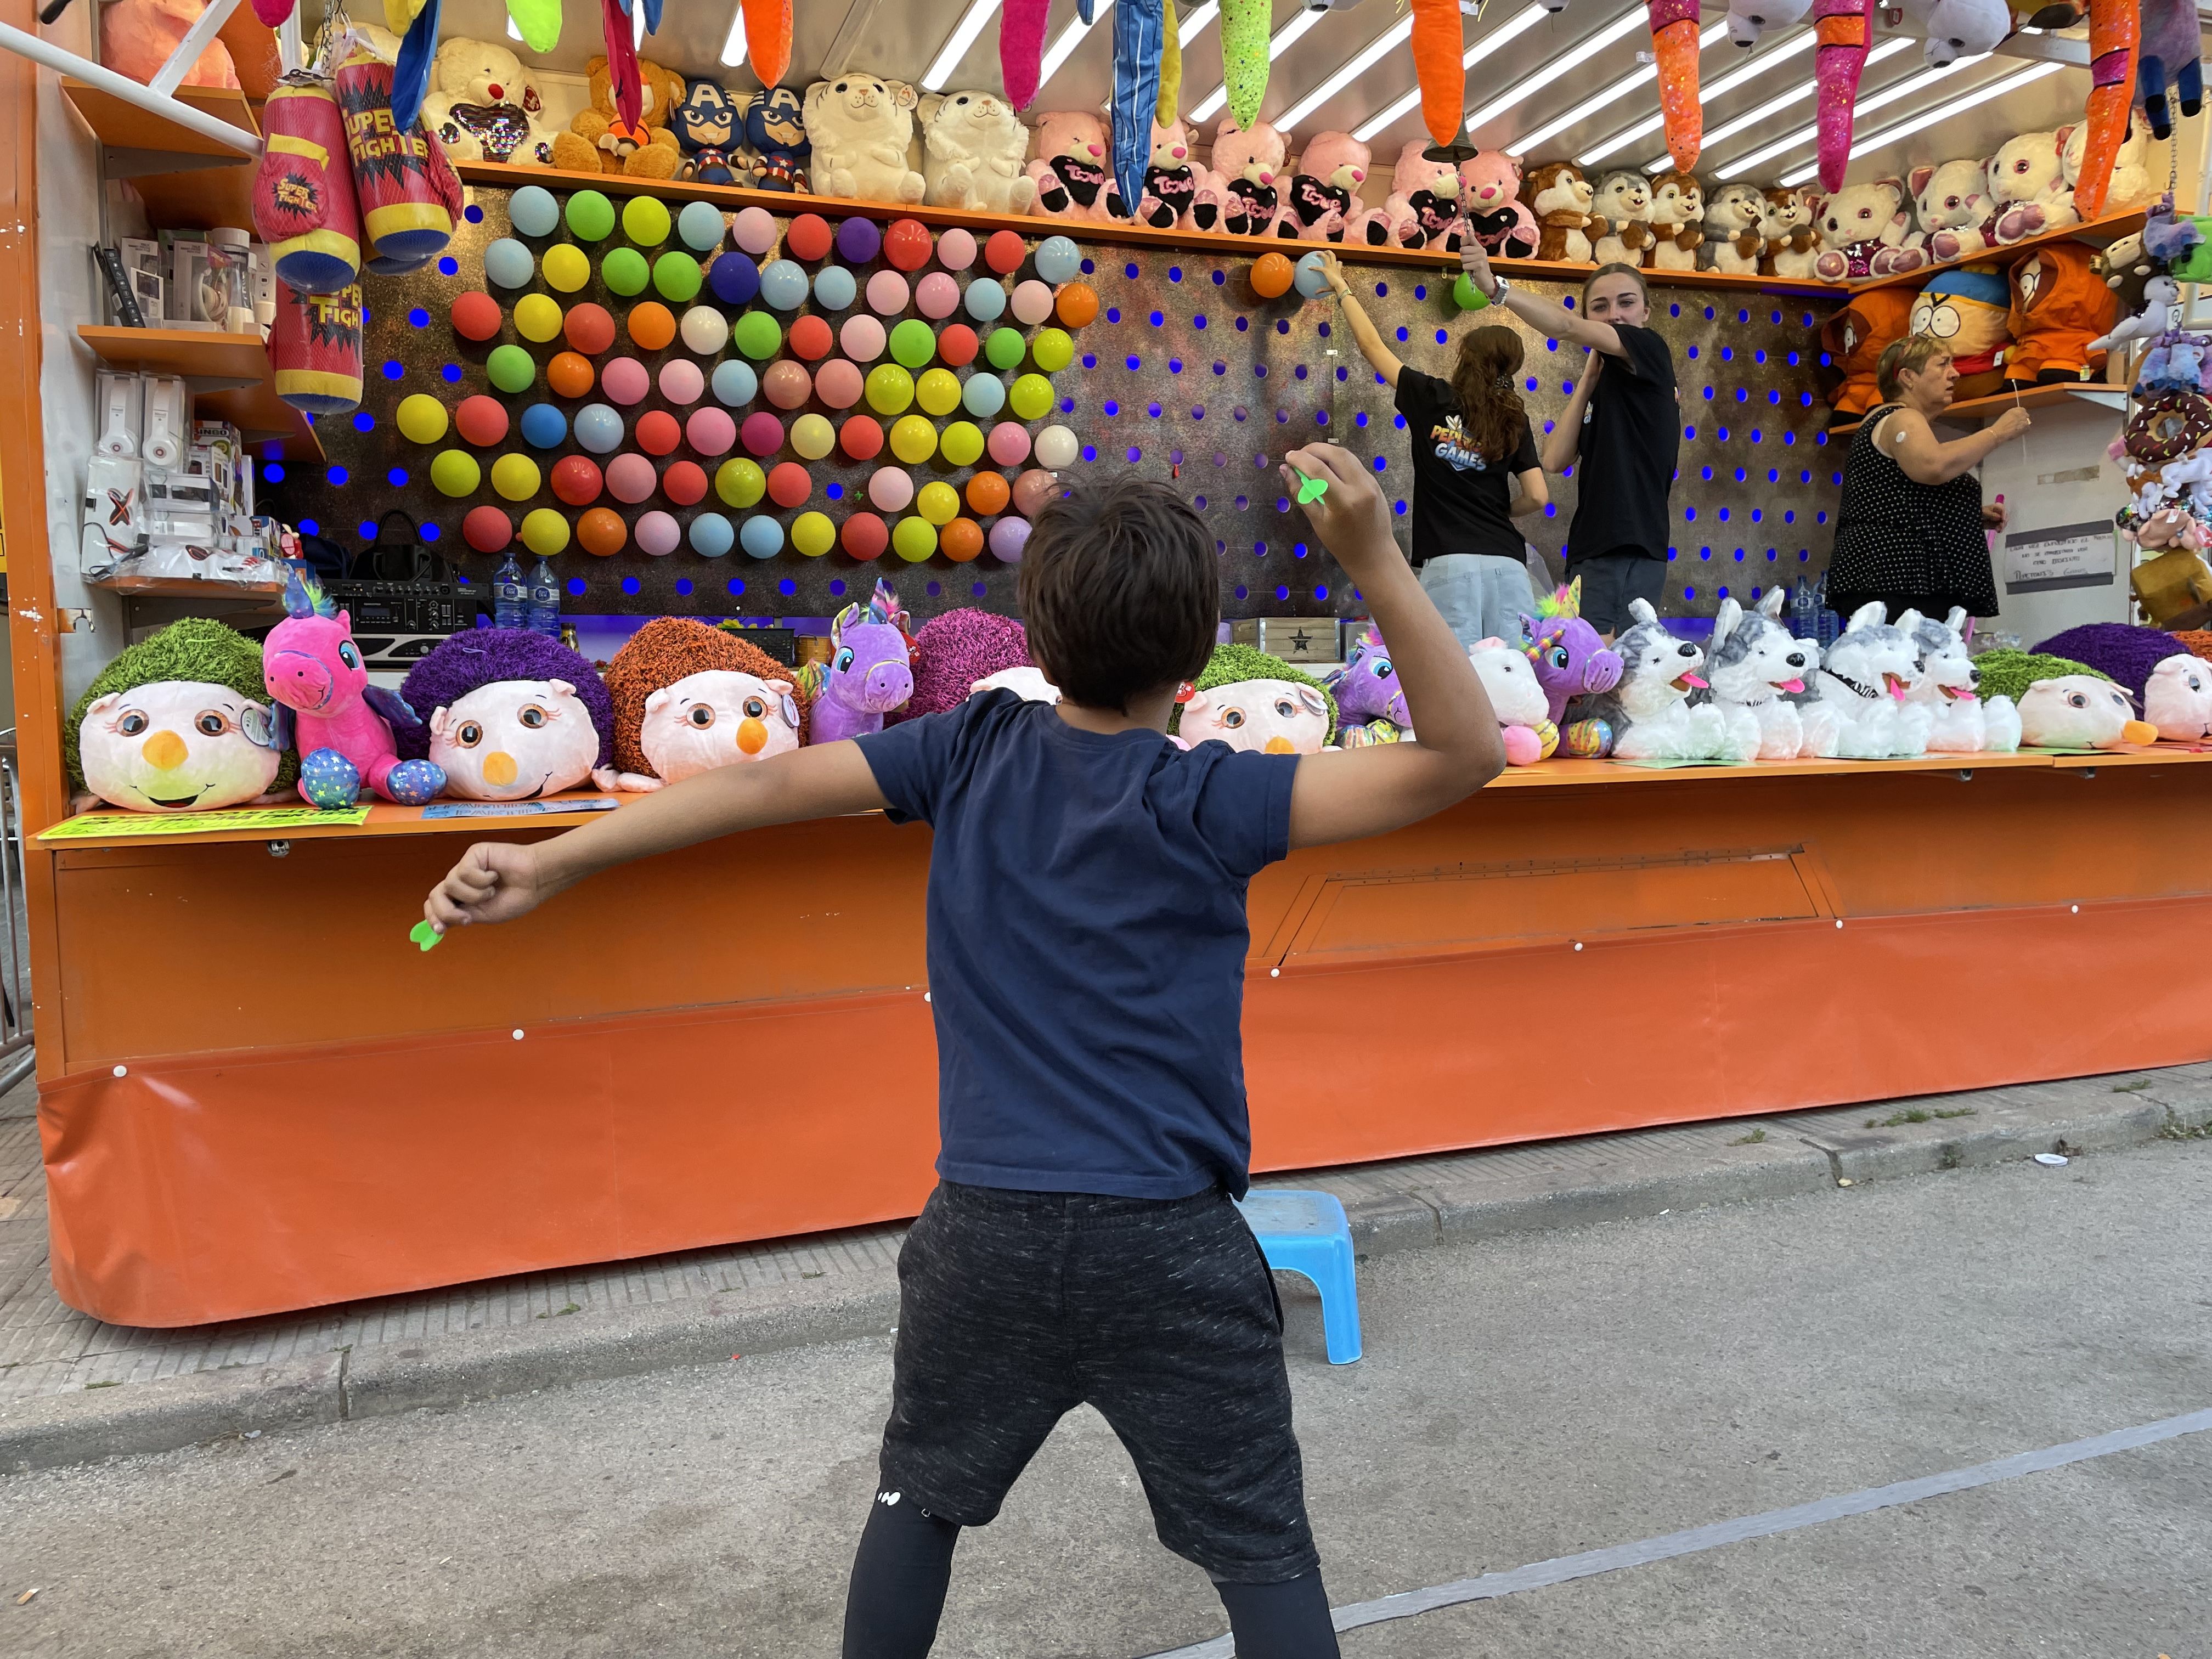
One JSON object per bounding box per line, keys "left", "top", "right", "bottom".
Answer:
{"left": 640, "top": 670, "right": 801, "bottom": 781}
{"left": 67, "top": 617, "right": 294, "bottom": 812}
{"left": 397, "top": 628, "right": 616, "bottom": 800}
{"left": 1175, "top": 642, "right": 1338, "bottom": 755}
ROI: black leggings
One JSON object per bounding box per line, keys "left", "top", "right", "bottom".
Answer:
{"left": 841, "top": 1489, "right": 1341, "bottom": 1658}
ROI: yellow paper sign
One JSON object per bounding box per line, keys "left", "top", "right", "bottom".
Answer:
{"left": 38, "top": 805, "right": 371, "bottom": 842}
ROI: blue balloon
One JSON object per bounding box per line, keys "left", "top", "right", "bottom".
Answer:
{"left": 677, "top": 200, "right": 726, "bottom": 253}
{"left": 813, "top": 264, "right": 857, "bottom": 311}
{"left": 963, "top": 279, "right": 1007, "bottom": 323}
{"left": 740, "top": 514, "right": 784, "bottom": 559}
{"left": 759, "top": 258, "right": 810, "bottom": 311}
{"left": 689, "top": 511, "right": 735, "bottom": 557}
{"left": 712, "top": 359, "right": 759, "bottom": 407}
{"left": 483, "top": 238, "right": 534, "bottom": 290}
{"left": 1035, "top": 234, "right": 1081, "bottom": 285}
{"left": 508, "top": 185, "right": 559, "bottom": 238}
{"left": 709, "top": 250, "right": 761, "bottom": 306}
{"left": 519, "top": 402, "right": 567, "bottom": 449}
{"left": 961, "top": 372, "right": 1007, "bottom": 418}
{"left": 1293, "top": 251, "right": 1331, "bottom": 300}
{"left": 573, "top": 402, "right": 624, "bottom": 454}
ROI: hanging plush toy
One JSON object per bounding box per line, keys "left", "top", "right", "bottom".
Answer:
{"left": 743, "top": 0, "right": 792, "bottom": 93}
{"left": 2137, "top": 0, "right": 2202, "bottom": 140}
{"left": 1002, "top": 0, "right": 1050, "bottom": 111}
{"left": 1647, "top": 0, "right": 1704, "bottom": 172}
{"left": 1220, "top": 0, "right": 1271, "bottom": 128}
{"left": 385, "top": 0, "right": 442, "bottom": 133}
{"left": 2074, "top": 0, "right": 2140, "bottom": 219}
{"left": 1111, "top": 0, "right": 1168, "bottom": 217}
{"left": 334, "top": 41, "right": 461, "bottom": 273}
{"left": 505, "top": 0, "right": 558, "bottom": 53}
{"left": 396, "top": 629, "right": 618, "bottom": 800}
{"left": 269, "top": 281, "right": 364, "bottom": 413}
{"left": 262, "top": 562, "right": 447, "bottom": 806}
{"left": 1812, "top": 0, "right": 1876, "bottom": 194}
{"left": 68, "top": 619, "right": 295, "bottom": 814}
{"left": 255, "top": 75, "right": 364, "bottom": 294}
{"left": 1410, "top": 0, "right": 1466, "bottom": 155}
{"left": 1159, "top": 0, "right": 1182, "bottom": 121}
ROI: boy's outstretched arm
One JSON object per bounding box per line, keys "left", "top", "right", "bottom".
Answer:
{"left": 422, "top": 741, "right": 888, "bottom": 933}
{"left": 1280, "top": 443, "right": 1506, "bottom": 849}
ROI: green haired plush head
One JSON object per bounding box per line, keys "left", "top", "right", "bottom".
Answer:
{"left": 1966, "top": 648, "right": 2109, "bottom": 704}
{"left": 67, "top": 618, "right": 297, "bottom": 811}
{"left": 1172, "top": 641, "right": 1338, "bottom": 754}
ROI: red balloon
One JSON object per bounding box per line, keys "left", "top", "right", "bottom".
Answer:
{"left": 838, "top": 414, "right": 884, "bottom": 460}
{"left": 789, "top": 314, "right": 834, "bottom": 361}
{"left": 984, "top": 229, "right": 1026, "bottom": 274}
{"left": 562, "top": 301, "right": 615, "bottom": 354}
{"left": 450, "top": 291, "right": 502, "bottom": 342}
{"left": 662, "top": 459, "right": 708, "bottom": 505}
{"left": 461, "top": 505, "right": 512, "bottom": 551}
{"left": 786, "top": 212, "right": 833, "bottom": 261}
{"left": 936, "top": 323, "right": 979, "bottom": 366}
{"left": 636, "top": 409, "right": 681, "bottom": 456}
{"left": 455, "top": 394, "right": 510, "bottom": 446}
{"left": 550, "top": 454, "right": 603, "bottom": 505}
{"left": 768, "top": 461, "right": 811, "bottom": 509}
{"left": 841, "top": 511, "right": 889, "bottom": 560}
{"left": 577, "top": 507, "right": 627, "bottom": 557}
{"left": 884, "top": 218, "right": 934, "bottom": 272}
{"left": 1012, "top": 467, "right": 1060, "bottom": 517}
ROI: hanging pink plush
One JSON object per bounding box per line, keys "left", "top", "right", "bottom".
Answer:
{"left": 599, "top": 0, "right": 643, "bottom": 130}
{"left": 1813, "top": 0, "right": 1875, "bottom": 194}
{"left": 1002, "top": 0, "right": 1051, "bottom": 110}
{"left": 1648, "top": 0, "right": 1703, "bottom": 172}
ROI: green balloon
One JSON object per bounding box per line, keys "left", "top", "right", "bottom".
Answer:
{"left": 1452, "top": 275, "right": 1490, "bottom": 312}
{"left": 653, "top": 251, "right": 703, "bottom": 302}
{"left": 602, "top": 246, "right": 650, "bottom": 297}
{"left": 1030, "top": 326, "right": 1074, "bottom": 372}
{"left": 565, "top": 189, "right": 616, "bottom": 242}
{"left": 984, "top": 327, "right": 1026, "bottom": 371}
{"left": 892, "top": 516, "right": 938, "bottom": 563}
{"left": 486, "top": 344, "right": 535, "bottom": 394}
{"left": 429, "top": 448, "right": 482, "bottom": 497}
{"left": 733, "top": 311, "right": 783, "bottom": 361}
{"left": 715, "top": 457, "right": 766, "bottom": 508}
{"left": 622, "top": 195, "right": 672, "bottom": 247}
{"left": 1007, "top": 372, "right": 1054, "bottom": 421}
{"left": 889, "top": 318, "right": 938, "bottom": 370}
{"left": 866, "top": 363, "right": 915, "bottom": 415}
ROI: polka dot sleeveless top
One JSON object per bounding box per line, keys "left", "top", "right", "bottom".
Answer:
{"left": 1827, "top": 404, "right": 1998, "bottom": 618}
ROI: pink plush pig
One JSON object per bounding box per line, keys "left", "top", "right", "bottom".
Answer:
{"left": 1383, "top": 139, "right": 1467, "bottom": 251}
{"left": 1272, "top": 131, "right": 1378, "bottom": 242}
{"left": 1135, "top": 117, "right": 1227, "bottom": 232}
{"left": 1026, "top": 109, "right": 1124, "bottom": 221}
{"left": 1459, "top": 149, "right": 1540, "bottom": 259}
{"left": 1210, "top": 114, "right": 1292, "bottom": 238}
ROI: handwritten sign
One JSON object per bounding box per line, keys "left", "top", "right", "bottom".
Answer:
{"left": 2002, "top": 520, "right": 2116, "bottom": 596}
{"left": 38, "top": 805, "right": 370, "bottom": 842}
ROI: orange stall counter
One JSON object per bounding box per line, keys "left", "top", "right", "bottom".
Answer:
{"left": 32, "top": 748, "right": 2212, "bottom": 1328}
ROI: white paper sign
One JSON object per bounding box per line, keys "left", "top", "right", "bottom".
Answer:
{"left": 2002, "top": 520, "right": 2117, "bottom": 596}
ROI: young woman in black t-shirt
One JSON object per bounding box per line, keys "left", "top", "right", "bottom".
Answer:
{"left": 1317, "top": 250, "right": 1550, "bottom": 647}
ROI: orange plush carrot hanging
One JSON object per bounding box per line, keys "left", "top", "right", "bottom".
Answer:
{"left": 1410, "top": 0, "right": 1466, "bottom": 150}
{"left": 744, "top": 0, "right": 792, "bottom": 91}
{"left": 2074, "top": 0, "right": 2140, "bottom": 217}
{"left": 1647, "top": 0, "right": 1703, "bottom": 172}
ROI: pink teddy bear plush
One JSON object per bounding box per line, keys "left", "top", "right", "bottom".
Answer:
{"left": 1272, "top": 131, "right": 1384, "bottom": 242}
{"left": 1209, "top": 114, "right": 1291, "bottom": 238}
{"left": 1135, "top": 117, "right": 1226, "bottom": 232}
{"left": 1026, "top": 109, "right": 1124, "bottom": 221}
{"left": 1382, "top": 139, "right": 1468, "bottom": 251}
{"left": 1459, "top": 149, "right": 1540, "bottom": 259}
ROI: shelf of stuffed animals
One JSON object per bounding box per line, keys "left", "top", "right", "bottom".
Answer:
{"left": 76, "top": 325, "right": 325, "bottom": 461}
{"left": 454, "top": 162, "right": 1845, "bottom": 298}
{"left": 1829, "top": 380, "right": 2130, "bottom": 437}
{"left": 1843, "top": 208, "right": 2151, "bottom": 296}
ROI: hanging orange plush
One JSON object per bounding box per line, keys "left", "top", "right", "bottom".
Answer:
{"left": 1410, "top": 0, "right": 1465, "bottom": 151}
{"left": 1647, "top": 0, "right": 1703, "bottom": 172}
{"left": 2074, "top": 0, "right": 2140, "bottom": 218}
{"left": 744, "top": 0, "right": 792, "bottom": 93}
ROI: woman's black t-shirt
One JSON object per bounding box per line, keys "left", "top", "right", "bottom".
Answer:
{"left": 1565, "top": 322, "right": 1678, "bottom": 563}
{"left": 1393, "top": 369, "right": 1541, "bottom": 567}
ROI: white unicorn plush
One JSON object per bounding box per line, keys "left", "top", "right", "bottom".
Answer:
{"left": 1701, "top": 589, "right": 1835, "bottom": 758}
{"left": 1905, "top": 607, "right": 2020, "bottom": 752}
{"left": 1814, "top": 602, "right": 1936, "bottom": 758}
{"left": 1569, "top": 599, "right": 1758, "bottom": 762}
{"left": 1468, "top": 637, "right": 1558, "bottom": 766}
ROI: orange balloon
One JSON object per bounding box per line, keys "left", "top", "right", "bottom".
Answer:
{"left": 578, "top": 507, "right": 627, "bottom": 556}
{"left": 941, "top": 517, "right": 984, "bottom": 562}
{"left": 547, "top": 351, "right": 595, "bottom": 399}
{"left": 1250, "top": 252, "right": 1295, "bottom": 300}
{"left": 964, "top": 470, "right": 1011, "bottom": 516}
{"left": 1054, "top": 281, "right": 1099, "bottom": 329}
{"left": 627, "top": 301, "right": 675, "bottom": 351}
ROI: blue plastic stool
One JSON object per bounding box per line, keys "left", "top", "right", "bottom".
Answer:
{"left": 1234, "top": 1189, "right": 1362, "bottom": 1364}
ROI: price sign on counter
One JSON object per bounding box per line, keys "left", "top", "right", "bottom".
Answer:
{"left": 38, "top": 805, "right": 372, "bottom": 842}
{"left": 2001, "top": 520, "right": 2118, "bottom": 596}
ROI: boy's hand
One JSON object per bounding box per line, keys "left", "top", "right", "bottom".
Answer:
{"left": 424, "top": 841, "right": 564, "bottom": 933}
{"left": 1282, "top": 444, "right": 1396, "bottom": 574}
{"left": 1460, "top": 239, "right": 1499, "bottom": 301}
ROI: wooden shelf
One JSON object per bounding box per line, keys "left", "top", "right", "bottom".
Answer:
{"left": 126, "top": 166, "right": 258, "bottom": 237}
{"left": 1830, "top": 380, "right": 2129, "bottom": 436}
{"left": 63, "top": 80, "right": 258, "bottom": 177}
{"left": 89, "top": 574, "right": 283, "bottom": 601}
{"left": 77, "top": 326, "right": 324, "bottom": 460}
{"left": 1843, "top": 208, "right": 2149, "bottom": 294}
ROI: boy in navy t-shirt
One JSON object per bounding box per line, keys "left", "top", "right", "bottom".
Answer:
{"left": 424, "top": 447, "right": 1507, "bottom": 1657}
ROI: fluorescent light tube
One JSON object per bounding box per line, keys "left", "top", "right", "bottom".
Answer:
{"left": 1580, "top": 26, "right": 1814, "bottom": 165}
{"left": 1510, "top": 19, "right": 1728, "bottom": 155}
{"left": 1277, "top": 15, "right": 1415, "bottom": 132}
{"left": 506, "top": 14, "right": 521, "bottom": 40}
{"left": 1462, "top": 5, "right": 1647, "bottom": 136}
{"left": 633, "top": 1, "right": 647, "bottom": 46}
{"left": 924, "top": 0, "right": 1005, "bottom": 91}
{"left": 1189, "top": 5, "right": 1327, "bottom": 122}
{"left": 1351, "top": 2, "right": 1548, "bottom": 143}
{"left": 1780, "top": 59, "right": 2064, "bottom": 185}
{"left": 721, "top": 6, "right": 748, "bottom": 66}
{"left": 1714, "top": 37, "right": 1918, "bottom": 178}
{"left": 1040, "top": 0, "right": 1116, "bottom": 88}
{"left": 1180, "top": 0, "right": 1219, "bottom": 47}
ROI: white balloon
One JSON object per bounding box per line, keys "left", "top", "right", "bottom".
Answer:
{"left": 1033, "top": 424, "right": 1080, "bottom": 470}
{"left": 680, "top": 305, "right": 730, "bottom": 356}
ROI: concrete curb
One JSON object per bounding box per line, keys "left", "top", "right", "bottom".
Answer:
{"left": 6, "top": 1068, "right": 2209, "bottom": 1475}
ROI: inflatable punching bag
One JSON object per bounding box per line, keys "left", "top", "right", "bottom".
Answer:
{"left": 270, "top": 282, "right": 365, "bottom": 415}
{"left": 253, "top": 76, "right": 364, "bottom": 294}
{"left": 334, "top": 43, "right": 462, "bottom": 273}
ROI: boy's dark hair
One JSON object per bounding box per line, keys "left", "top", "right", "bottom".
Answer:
{"left": 1019, "top": 477, "right": 1218, "bottom": 711}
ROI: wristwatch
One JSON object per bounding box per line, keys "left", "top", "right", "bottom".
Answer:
{"left": 1489, "top": 275, "right": 1513, "bottom": 303}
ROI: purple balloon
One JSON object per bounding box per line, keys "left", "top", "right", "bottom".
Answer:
{"left": 836, "top": 217, "right": 883, "bottom": 264}
{"left": 709, "top": 251, "right": 761, "bottom": 306}
{"left": 988, "top": 516, "right": 1032, "bottom": 563}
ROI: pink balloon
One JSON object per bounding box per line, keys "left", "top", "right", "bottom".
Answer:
{"left": 741, "top": 411, "right": 785, "bottom": 458}
{"left": 1012, "top": 467, "right": 1059, "bottom": 517}
{"left": 635, "top": 509, "right": 681, "bottom": 556}
{"left": 764, "top": 360, "right": 814, "bottom": 410}
{"left": 866, "top": 270, "right": 911, "bottom": 316}
{"left": 868, "top": 467, "right": 915, "bottom": 511}
{"left": 987, "top": 421, "right": 1032, "bottom": 466}
{"left": 606, "top": 453, "right": 657, "bottom": 504}
{"left": 815, "top": 358, "right": 865, "bottom": 410}
{"left": 732, "top": 206, "right": 777, "bottom": 255}
{"left": 936, "top": 227, "right": 978, "bottom": 272}
{"left": 657, "top": 358, "right": 704, "bottom": 405}
{"left": 686, "top": 405, "right": 737, "bottom": 456}
{"left": 601, "top": 356, "right": 651, "bottom": 406}
{"left": 840, "top": 314, "right": 887, "bottom": 363}
{"left": 988, "top": 516, "right": 1031, "bottom": 562}
{"left": 1011, "top": 279, "right": 1054, "bottom": 325}
{"left": 915, "top": 271, "right": 960, "bottom": 320}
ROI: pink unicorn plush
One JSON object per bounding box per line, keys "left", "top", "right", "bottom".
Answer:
{"left": 261, "top": 561, "right": 446, "bottom": 806}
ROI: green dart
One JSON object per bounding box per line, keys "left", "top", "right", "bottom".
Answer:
{"left": 1295, "top": 475, "right": 1329, "bottom": 504}
{"left": 409, "top": 921, "right": 444, "bottom": 953}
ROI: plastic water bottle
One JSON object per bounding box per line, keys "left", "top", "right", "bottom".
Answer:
{"left": 527, "top": 557, "right": 560, "bottom": 637}
{"left": 493, "top": 551, "right": 527, "bottom": 630}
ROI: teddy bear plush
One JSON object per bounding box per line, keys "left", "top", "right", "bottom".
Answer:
{"left": 919, "top": 90, "right": 1036, "bottom": 214}
{"left": 736, "top": 86, "right": 810, "bottom": 191}
{"left": 1210, "top": 114, "right": 1291, "bottom": 238}
{"left": 2063, "top": 117, "right": 2153, "bottom": 218}
{"left": 1027, "top": 109, "right": 1123, "bottom": 221}
{"left": 1759, "top": 186, "right": 1820, "bottom": 277}
{"left": 1522, "top": 160, "right": 1596, "bottom": 263}
{"left": 670, "top": 78, "right": 742, "bottom": 184}
{"left": 421, "top": 37, "right": 554, "bottom": 168}
{"left": 1271, "top": 131, "right": 1371, "bottom": 241}
{"left": 804, "top": 74, "right": 926, "bottom": 204}
{"left": 550, "top": 56, "right": 686, "bottom": 179}
{"left": 1812, "top": 178, "right": 1916, "bottom": 279}
{"left": 1989, "top": 128, "right": 2077, "bottom": 244}
{"left": 1458, "top": 150, "right": 1539, "bottom": 259}
{"left": 1590, "top": 170, "right": 1656, "bottom": 267}
{"left": 1386, "top": 141, "right": 1469, "bottom": 250}
{"left": 1136, "top": 118, "right": 1226, "bottom": 232}
{"left": 1700, "top": 182, "right": 1765, "bottom": 273}
{"left": 1646, "top": 171, "right": 1705, "bottom": 271}
{"left": 1909, "top": 159, "right": 1994, "bottom": 263}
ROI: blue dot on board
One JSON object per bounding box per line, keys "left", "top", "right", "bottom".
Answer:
{"left": 386, "top": 467, "right": 408, "bottom": 487}
{"left": 1125, "top": 262, "right": 1139, "bottom": 278}
{"left": 326, "top": 466, "right": 348, "bottom": 486}
{"left": 566, "top": 577, "right": 587, "bottom": 596}
{"left": 675, "top": 578, "right": 694, "bottom": 596}
{"left": 407, "top": 308, "right": 429, "bottom": 328}
{"left": 621, "top": 577, "right": 641, "bottom": 596}
{"left": 1107, "top": 307, "right": 1121, "bottom": 323}
{"left": 442, "top": 365, "right": 461, "bottom": 383}
{"left": 1213, "top": 270, "right": 1226, "bottom": 286}
{"left": 438, "top": 256, "right": 459, "bottom": 276}
{"left": 464, "top": 204, "right": 484, "bottom": 224}
{"left": 263, "top": 462, "right": 284, "bottom": 482}
{"left": 299, "top": 518, "right": 317, "bottom": 534}
{"left": 353, "top": 413, "right": 374, "bottom": 432}
{"left": 830, "top": 579, "right": 849, "bottom": 596}
{"left": 358, "top": 521, "right": 377, "bottom": 540}
{"left": 382, "top": 362, "right": 403, "bottom": 381}
{"left": 778, "top": 579, "right": 794, "bottom": 595}
{"left": 1150, "top": 311, "right": 1164, "bottom": 326}
{"left": 1194, "top": 315, "right": 1207, "bottom": 329}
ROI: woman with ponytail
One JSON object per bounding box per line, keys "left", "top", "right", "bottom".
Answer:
{"left": 1316, "top": 251, "right": 1549, "bottom": 646}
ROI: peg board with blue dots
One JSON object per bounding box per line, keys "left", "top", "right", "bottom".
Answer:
{"left": 256, "top": 187, "right": 1847, "bottom": 625}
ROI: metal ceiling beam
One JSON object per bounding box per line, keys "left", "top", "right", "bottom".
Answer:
{"left": 822, "top": 0, "right": 891, "bottom": 79}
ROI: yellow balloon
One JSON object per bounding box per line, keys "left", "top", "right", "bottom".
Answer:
{"left": 889, "top": 415, "right": 938, "bottom": 465}
{"left": 1008, "top": 373, "right": 1054, "bottom": 421}
{"left": 520, "top": 507, "right": 570, "bottom": 555}
{"left": 428, "top": 448, "right": 481, "bottom": 497}
{"left": 490, "top": 453, "right": 541, "bottom": 501}
{"left": 939, "top": 420, "right": 985, "bottom": 466}
{"left": 792, "top": 511, "right": 837, "bottom": 556}
{"left": 791, "top": 412, "right": 836, "bottom": 460}
{"left": 512, "top": 292, "right": 563, "bottom": 342}
{"left": 865, "top": 364, "right": 915, "bottom": 415}
{"left": 1030, "top": 326, "right": 1074, "bottom": 372}
{"left": 892, "top": 516, "right": 938, "bottom": 562}
{"left": 915, "top": 368, "right": 962, "bottom": 417}
{"left": 916, "top": 481, "right": 960, "bottom": 526}
{"left": 541, "top": 244, "right": 590, "bottom": 294}
{"left": 396, "top": 393, "right": 449, "bottom": 444}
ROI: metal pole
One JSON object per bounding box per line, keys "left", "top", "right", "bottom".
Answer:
{"left": 0, "top": 18, "right": 263, "bottom": 158}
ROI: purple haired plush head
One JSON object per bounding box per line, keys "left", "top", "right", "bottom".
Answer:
{"left": 2030, "top": 623, "right": 2188, "bottom": 704}
{"left": 799, "top": 578, "right": 915, "bottom": 743}
{"left": 894, "top": 608, "right": 1029, "bottom": 723}
{"left": 1519, "top": 579, "right": 1624, "bottom": 724}
{"left": 397, "top": 628, "right": 617, "bottom": 800}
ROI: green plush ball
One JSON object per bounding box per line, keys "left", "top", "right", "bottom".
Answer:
{"left": 601, "top": 246, "right": 650, "bottom": 297}
{"left": 565, "top": 190, "right": 616, "bottom": 242}
{"left": 1453, "top": 275, "right": 1489, "bottom": 312}
{"left": 1966, "top": 648, "right": 2109, "bottom": 703}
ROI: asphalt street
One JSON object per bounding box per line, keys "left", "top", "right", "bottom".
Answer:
{"left": 5, "top": 1138, "right": 2208, "bottom": 1658}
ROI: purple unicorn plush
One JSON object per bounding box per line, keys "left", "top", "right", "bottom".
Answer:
{"left": 1517, "top": 579, "right": 1624, "bottom": 754}
{"left": 797, "top": 577, "right": 915, "bottom": 744}
{"left": 262, "top": 562, "right": 445, "bottom": 807}
{"left": 1324, "top": 623, "right": 1409, "bottom": 741}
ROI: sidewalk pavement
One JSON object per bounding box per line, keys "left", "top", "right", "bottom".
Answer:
{"left": 5, "top": 1063, "right": 2210, "bottom": 1475}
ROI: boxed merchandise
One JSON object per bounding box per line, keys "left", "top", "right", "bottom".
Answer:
{"left": 79, "top": 453, "right": 143, "bottom": 579}
{"left": 1231, "top": 617, "right": 1342, "bottom": 663}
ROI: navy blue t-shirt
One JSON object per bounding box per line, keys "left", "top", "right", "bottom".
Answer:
{"left": 856, "top": 691, "right": 1298, "bottom": 1199}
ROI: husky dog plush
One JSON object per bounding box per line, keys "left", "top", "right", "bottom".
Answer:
{"left": 1814, "top": 601, "right": 1936, "bottom": 758}
{"left": 1700, "top": 589, "right": 1835, "bottom": 758}
{"left": 1567, "top": 600, "right": 1756, "bottom": 762}
{"left": 1905, "top": 606, "right": 2021, "bottom": 752}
